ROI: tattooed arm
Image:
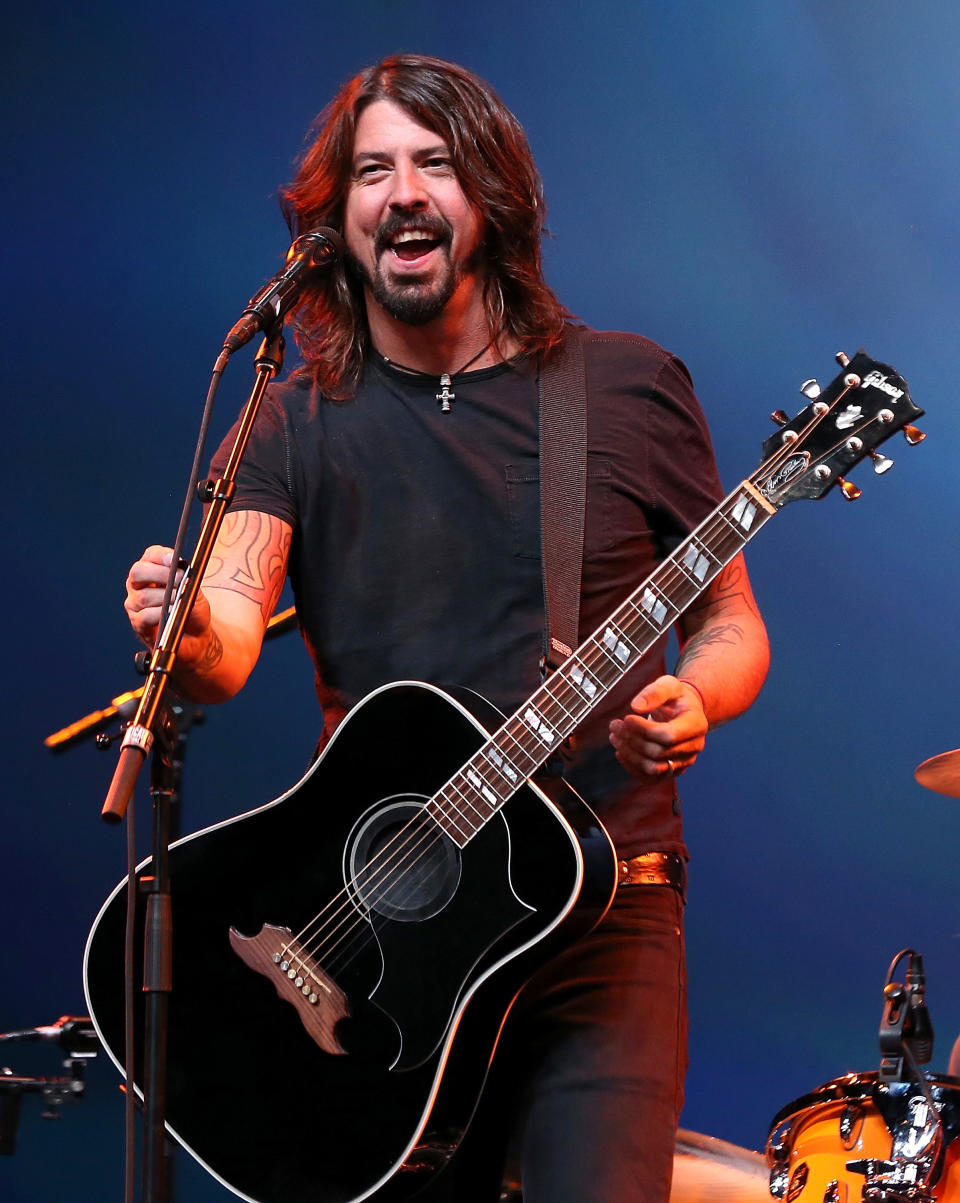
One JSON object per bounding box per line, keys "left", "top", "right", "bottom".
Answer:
{"left": 124, "top": 510, "right": 293, "bottom": 703}
{"left": 608, "top": 552, "right": 769, "bottom": 778}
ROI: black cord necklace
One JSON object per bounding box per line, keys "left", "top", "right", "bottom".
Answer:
{"left": 380, "top": 339, "right": 496, "bottom": 412}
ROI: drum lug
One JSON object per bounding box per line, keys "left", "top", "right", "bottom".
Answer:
{"left": 839, "top": 1102, "right": 865, "bottom": 1149}
{"left": 767, "top": 1120, "right": 794, "bottom": 1199}
{"left": 768, "top": 1160, "right": 790, "bottom": 1200}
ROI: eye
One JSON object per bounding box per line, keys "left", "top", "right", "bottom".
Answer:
{"left": 355, "top": 161, "right": 389, "bottom": 180}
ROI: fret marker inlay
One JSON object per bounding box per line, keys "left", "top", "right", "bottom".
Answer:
{"left": 523, "top": 707, "right": 556, "bottom": 744}
{"left": 732, "top": 495, "right": 757, "bottom": 531}
{"left": 603, "top": 626, "right": 632, "bottom": 664}
{"left": 682, "top": 543, "right": 711, "bottom": 581}
{"left": 640, "top": 588, "right": 668, "bottom": 626}
{"left": 570, "top": 663, "right": 598, "bottom": 698}
{"left": 484, "top": 746, "right": 518, "bottom": 782}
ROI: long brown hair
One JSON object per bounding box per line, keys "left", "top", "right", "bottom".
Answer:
{"left": 281, "top": 54, "right": 569, "bottom": 398}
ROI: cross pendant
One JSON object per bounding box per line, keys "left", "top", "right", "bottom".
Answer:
{"left": 437, "top": 374, "right": 455, "bottom": 413}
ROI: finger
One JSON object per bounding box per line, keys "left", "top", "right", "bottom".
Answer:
{"left": 630, "top": 672, "right": 695, "bottom": 715}
{"left": 610, "top": 721, "right": 701, "bottom": 776}
{"left": 125, "top": 585, "right": 172, "bottom": 614}
{"left": 127, "top": 560, "right": 186, "bottom": 594}
{"left": 617, "top": 712, "right": 707, "bottom": 755}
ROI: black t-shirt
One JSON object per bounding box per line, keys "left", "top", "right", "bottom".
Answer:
{"left": 211, "top": 328, "right": 725, "bottom": 857}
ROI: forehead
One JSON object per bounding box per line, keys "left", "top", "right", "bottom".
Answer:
{"left": 352, "top": 99, "right": 448, "bottom": 158}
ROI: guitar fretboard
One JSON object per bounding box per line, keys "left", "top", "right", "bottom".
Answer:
{"left": 425, "top": 480, "right": 776, "bottom": 846}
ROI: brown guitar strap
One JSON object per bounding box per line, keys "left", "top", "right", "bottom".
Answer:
{"left": 537, "top": 324, "right": 587, "bottom": 676}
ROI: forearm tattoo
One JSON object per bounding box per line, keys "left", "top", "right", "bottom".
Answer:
{"left": 685, "top": 559, "right": 762, "bottom": 622}
{"left": 199, "top": 628, "right": 224, "bottom": 672}
{"left": 675, "top": 622, "right": 745, "bottom": 675}
{"left": 178, "top": 628, "right": 224, "bottom": 680}
{"left": 204, "top": 512, "right": 291, "bottom": 623}
{"left": 676, "top": 559, "right": 759, "bottom": 676}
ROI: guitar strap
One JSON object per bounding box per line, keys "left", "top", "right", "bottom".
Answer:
{"left": 537, "top": 324, "right": 587, "bottom": 677}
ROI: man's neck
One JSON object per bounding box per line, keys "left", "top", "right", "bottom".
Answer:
{"left": 366, "top": 286, "right": 509, "bottom": 375}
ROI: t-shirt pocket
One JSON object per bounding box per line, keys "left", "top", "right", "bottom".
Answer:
{"left": 504, "top": 458, "right": 614, "bottom": 560}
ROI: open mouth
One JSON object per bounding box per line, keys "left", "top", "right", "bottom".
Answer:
{"left": 389, "top": 231, "right": 442, "bottom": 262}
{"left": 377, "top": 221, "right": 449, "bottom": 265}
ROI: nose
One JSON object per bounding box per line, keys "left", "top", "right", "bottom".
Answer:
{"left": 388, "top": 159, "right": 428, "bottom": 210}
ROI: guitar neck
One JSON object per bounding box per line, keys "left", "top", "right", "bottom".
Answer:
{"left": 426, "top": 479, "right": 777, "bottom": 846}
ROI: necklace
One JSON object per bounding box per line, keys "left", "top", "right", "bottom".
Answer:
{"left": 380, "top": 339, "right": 496, "bottom": 413}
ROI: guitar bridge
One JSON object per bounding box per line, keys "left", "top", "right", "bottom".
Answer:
{"left": 228, "top": 922, "right": 350, "bottom": 1055}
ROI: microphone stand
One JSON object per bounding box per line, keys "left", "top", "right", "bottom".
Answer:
{"left": 99, "top": 325, "right": 286, "bottom": 1203}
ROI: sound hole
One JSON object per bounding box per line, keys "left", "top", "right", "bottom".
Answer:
{"left": 347, "top": 797, "right": 461, "bottom": 922}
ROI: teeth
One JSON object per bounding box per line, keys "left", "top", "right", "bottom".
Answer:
{"left": 392, "top": 230, "right": 434, "bottom": 245}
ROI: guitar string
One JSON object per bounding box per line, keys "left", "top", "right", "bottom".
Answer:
{"left": 280, "top": 397, "right": 872, "bottom": 982}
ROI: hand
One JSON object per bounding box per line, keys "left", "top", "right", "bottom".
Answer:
{"left": 608, "top": 675, "right": 708, "bottom": 779}
{"left": 124, "top": 545, "right": 212, "bottom": 667}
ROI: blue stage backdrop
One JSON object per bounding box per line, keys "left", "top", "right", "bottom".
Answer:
{"left": 3, "top": 2, "right": 959, "bottom": 1200}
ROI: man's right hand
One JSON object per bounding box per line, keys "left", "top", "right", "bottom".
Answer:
{"left": 124, "top": 545, "right": 214, "bottom": 671}
{"left": 121, "top": 513, "right": 293, "bottom": 704}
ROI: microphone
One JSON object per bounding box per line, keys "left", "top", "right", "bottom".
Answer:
{"left": 905, "top": 951, "right": 935, "bottom": 1064}
{"left": 0, "top": 1016, "right": 99, "bottom": 1056}
{"left": 222, "top": 227, "right": 344, "bottom": 354}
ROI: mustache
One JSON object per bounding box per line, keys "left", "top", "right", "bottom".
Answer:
{"left": 374, "top": 212, "right": 453, "bottom": 257}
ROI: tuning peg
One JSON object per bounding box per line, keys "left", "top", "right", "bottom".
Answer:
{"left": 770, "top": 410, "right": 789, "bottom": 426}
{"left": 799, "top": 379, "right": 821, "bottom": 399}
{"left": 838, "top": 477, "right": 862, "bottom": 500}
{"left": 903, "top": 425, "right": 926, "bottom": 445}
{"left": 835, "top": 351, "right": 851, "bottom": 367}
{"left": 870, "top": 450, "right": 894, "bottom": 474}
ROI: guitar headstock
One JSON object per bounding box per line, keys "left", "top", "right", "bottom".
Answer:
{"left": 754, "top": 350, "right": 924, "bottom": 507}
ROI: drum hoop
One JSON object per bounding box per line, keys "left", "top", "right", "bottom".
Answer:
{"left": 768, "top": 1071, "right": 960, "bottom": 1145}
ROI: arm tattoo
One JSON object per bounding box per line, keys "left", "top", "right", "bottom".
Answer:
{"left": 204, "top": 512, "right": 291, "bottom": 623}
{"left": 179, "top": 628, "right": 224, "bottom": 680}
{"left": 676, "top": 622, "right": 745, "bottom": 675}
{"left": 199, "top": 628, "right": 224, "bottom": 672}
{"left": 685, "top": 559, "right": 762, "bottom": 622}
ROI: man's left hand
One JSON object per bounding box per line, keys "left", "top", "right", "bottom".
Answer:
{"left": 608, "top": 676, "right": 708, "bottom": 779}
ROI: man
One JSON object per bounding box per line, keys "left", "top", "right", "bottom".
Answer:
{"left": 125, "top": 54, "right": 769, "bottom": 1202}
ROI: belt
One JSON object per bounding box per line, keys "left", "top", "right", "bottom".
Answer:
{"left": 617, "top": 851, "right": 686, "bottom": 896}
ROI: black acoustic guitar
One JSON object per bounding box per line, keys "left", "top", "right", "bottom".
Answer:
{"left": 84, "top": 351, "right": 922, "bottom": 1202}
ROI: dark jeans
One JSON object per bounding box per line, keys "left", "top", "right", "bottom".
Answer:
{"left": 417, "top": 884, "right": 688, "bottom": 1203}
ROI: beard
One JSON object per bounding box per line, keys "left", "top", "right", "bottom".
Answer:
{"left": 346, "top": 211, "right": 481, "bottom": 326}
{"left": 346, "top": 247, "right": 458, "bottom": 326}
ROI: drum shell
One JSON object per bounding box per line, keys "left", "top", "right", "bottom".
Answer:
{"left": 767, "top": 1072, "right": 960, "bottom": 1203}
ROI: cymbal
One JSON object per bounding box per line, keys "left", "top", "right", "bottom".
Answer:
{"left": 915, "top": 749, "right": 960, "bottom": 797}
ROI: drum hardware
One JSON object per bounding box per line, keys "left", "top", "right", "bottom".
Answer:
{"left": 767, "top": 952, "right": 959, "bottom": 1203}
{"left": 767, "top": 1076, "right": 960, "bottom": 1203}
{"left": 0, "top": 1016, "right": 99, "bottom": 1155}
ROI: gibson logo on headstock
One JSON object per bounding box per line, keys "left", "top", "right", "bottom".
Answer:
{"left": 760, "top": 453, "right": 808, "bottom": 496}
{"left": 860, "top": 370, "right": 904, "bottom": 401}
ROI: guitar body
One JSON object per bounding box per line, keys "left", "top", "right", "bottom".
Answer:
{"left": 85, "top": 681, "right": 617, "bottom": 1203}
